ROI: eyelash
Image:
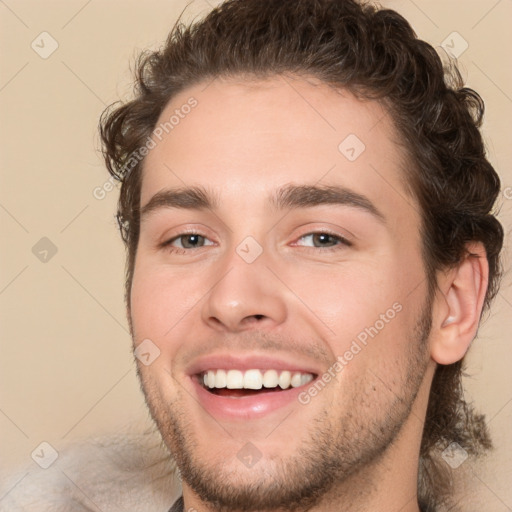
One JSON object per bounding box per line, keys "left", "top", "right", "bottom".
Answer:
{"left": 292, "top": 232, "right": 352, "bottom": 251}
{"left": 161, "top": 233, "right": 214, "bottom": 252}
{"left": 161, "top": 231, "right": 352, "bottom": 254}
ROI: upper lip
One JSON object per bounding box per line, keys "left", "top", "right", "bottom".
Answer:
{"left": 186, "top": 352, "right": 322, "bottom": 377}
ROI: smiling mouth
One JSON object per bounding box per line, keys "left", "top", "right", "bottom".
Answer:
{"left": 198, "top": 368, "right": 316, "bottom": 397}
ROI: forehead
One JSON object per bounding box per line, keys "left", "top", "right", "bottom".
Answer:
{"left": 140, "top": 75, "right": 416, "bottom": 224}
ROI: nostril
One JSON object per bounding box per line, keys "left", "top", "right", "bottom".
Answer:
{"left": 242, "top": 314, "right": 266, "bottom": 324}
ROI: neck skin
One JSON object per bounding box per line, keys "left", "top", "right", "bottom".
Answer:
{"left": 180, "top": 362, "right": 436, "bottom": 512}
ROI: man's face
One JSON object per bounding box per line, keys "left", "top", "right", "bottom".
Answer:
{"left": 131, "top": 76, "right": 433, "bottom": 510}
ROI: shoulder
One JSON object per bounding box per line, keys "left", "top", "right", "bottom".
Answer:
{"left": 0, "top": 429, "right": 181, "bottom": 512}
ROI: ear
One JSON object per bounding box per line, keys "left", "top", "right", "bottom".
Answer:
{"left": 430, "top": 242, "right": 489, "bottom": 365}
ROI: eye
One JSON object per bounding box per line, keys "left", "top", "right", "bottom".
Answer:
{"left": 295, "top": 232, "right": 350, "bottom": 248}
{"left": 166, "top": 233, "right": 214, "bottom": 250}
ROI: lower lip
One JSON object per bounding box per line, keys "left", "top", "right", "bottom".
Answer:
{"left": 190, "top": 376, "right": 313, "bottom": 420}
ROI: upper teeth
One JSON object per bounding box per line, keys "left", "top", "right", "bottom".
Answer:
{"left": 201, "top": 369, "right": 314, "bottom": 390}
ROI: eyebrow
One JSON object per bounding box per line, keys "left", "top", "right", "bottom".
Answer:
{"left": 140, "top": 186, "right": 218, "bottom": 221}
{"left": 271, "top": 184, "right": 386, "bottom": 223}
{"left": 140, "top": 183, "right": 385, "bottom": 224}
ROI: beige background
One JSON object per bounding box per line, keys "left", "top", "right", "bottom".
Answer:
{"left": 0, "top": 0, "right": 511, "bottom": 508}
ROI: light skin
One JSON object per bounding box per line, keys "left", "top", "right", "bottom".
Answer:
{"left": 129, "top": 75, "right": 488, "bottom": 512}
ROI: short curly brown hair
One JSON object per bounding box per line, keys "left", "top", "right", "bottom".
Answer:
{"left": 99, "top": 0, "right": 504, "bottom": 509}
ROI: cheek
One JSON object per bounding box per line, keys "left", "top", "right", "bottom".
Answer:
{"left": 280, "top": 256, "right": 424, "bottom": 358}
{"left": 130, "top": 261, "right": 204, "bottom": 343}
{"left": 130, "top": 263, "right": 209, "bottom": 393}
{"left": 283, "top": 266, "right": 392, "bottom": 334}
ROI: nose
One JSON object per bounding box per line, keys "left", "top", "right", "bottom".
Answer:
{"left": 201, "top": 249, "right": 288, "bottom": 333}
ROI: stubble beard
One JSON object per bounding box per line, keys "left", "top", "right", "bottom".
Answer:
{"left": 137, "top": 302, "right": 432, "bottom": 512}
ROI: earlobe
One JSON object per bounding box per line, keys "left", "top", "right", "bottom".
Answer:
{"left": 430, "top": 243, "right": 489, "bottom": 365}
